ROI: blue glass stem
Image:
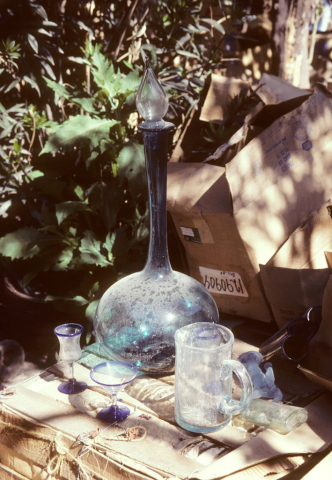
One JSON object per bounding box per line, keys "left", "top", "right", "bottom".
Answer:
{"left": 141, "top": 127, "right": 173, "bottom": 274}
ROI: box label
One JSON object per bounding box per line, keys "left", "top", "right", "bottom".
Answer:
{"left": 199, "top": 267, "right": 249, "bottom": 297}
{"left": 180, "top": 226, "right": 202, "bottom": 244}
{"left": 292, "top": 115, "right": 312, "bottom": 141}
{"left": 302, "top": 140, "right": 312, "bottom": 151}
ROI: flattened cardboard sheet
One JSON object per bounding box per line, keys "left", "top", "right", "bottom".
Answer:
{"left": 194, "top": 392, "right": 332, "bottom": 480}
{"left": 302, "top": 450, "right": 332, "bottom": 479}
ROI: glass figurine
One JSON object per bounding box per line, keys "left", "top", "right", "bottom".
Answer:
{"left": 93, "top": 56, "right": 219, "bottom": 374}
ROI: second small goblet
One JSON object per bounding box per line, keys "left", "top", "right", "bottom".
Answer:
{"left": 54, "top": 323, "right": 87, "bottom": 394}
{"left": 90, "top": 361, "right": 138, "bottom": 422}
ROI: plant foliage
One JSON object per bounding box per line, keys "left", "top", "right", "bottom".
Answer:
{"left": 0, "top": 0, "right": 240, "bottom": 332}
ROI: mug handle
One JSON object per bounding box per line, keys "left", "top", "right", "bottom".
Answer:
{"left": 219, "top": 359, "right": 253, "bottom": 415}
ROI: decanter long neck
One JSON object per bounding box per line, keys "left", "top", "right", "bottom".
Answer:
{"left": 141, "top": 127, "right": 172, "bottom": 274}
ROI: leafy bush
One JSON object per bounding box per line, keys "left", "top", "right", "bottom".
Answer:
{"left": 0, "top": 41, "right": 149, "bottom": 324}
{"left": 0, "top": 0, "right": 240, "bottom": 331}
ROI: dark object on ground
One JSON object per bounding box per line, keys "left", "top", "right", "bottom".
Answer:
{"left": 0, "top": 339, "right": 25, "bottom": 383}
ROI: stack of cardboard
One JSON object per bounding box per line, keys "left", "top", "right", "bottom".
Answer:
{"left": 167, "top": 74, "right": 332, "bottom": 328}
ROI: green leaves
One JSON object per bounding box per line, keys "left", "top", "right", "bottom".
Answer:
{"left": 199, "top": 18, "right": 226, "bottom": 35}
{"left": 85, "top": 299, "right": 99, "bottom": 322}
{"left": 120, "top": 69, "right": 141, "bottom": 94}
{"left": 117, "top": 141, "right": 147, "bottom": 200}
{"left": 103, "top": 232, "right": 116, "bottom": 262}
{"left": 27, "top": 34, "right": 38, "bottom": 53}
{"left": 6, "top": 229, "right": 64, "bottom": 257}
{"left": 52, "top": 247, "right": 74, "bottom": 271}
{"left": 90, "top": 48, "right": 140, "bottom": 107}
{"left": 23, "top": 76, "right": 41, "bottom": 96}
{"left": 0, "top": 200, "right": 12, "bottom": 218}
{"left": 91, "top": 48, "right": 120, "bottom": 107}
{"left": 0, "top": 227, "right": 50, "bottom": 260}
{"left": 89, "top": 182, "right": 124, "bottom": 230}
{"left": 43, "top": 77, "right": 68, "bottom": 97}
{"left": 55, "top": 201, "right": 90, "bottom": 225}
{"left": 27, "top": 170, "right": 44, "bottom": 181}
{"left": 40, "top": 116, "right": 120, "bottom": 155}
{"left": 175, "top": 49, "right": 200, "bottom": 59}
{"left": 0, "top": 224, "right": 115, "bottom": 287}
{"left": 0, "top": 227, "right": 73, "bottom": 285}
{"left": 71, "top": 96, "right": 99, "bottom": 114}
{"left": 79, "top": 231, "right": 111, "bottom": 267}
{"left": 43, "top": 78, "right": 99, "bottom": 114}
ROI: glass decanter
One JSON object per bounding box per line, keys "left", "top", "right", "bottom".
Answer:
{"left": 94, "top": 57, "right": 219, "bottom": 374}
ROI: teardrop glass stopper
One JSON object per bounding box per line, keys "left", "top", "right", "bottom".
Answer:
{"left": 136, "top": 57, "right": 168, "bottom": 123}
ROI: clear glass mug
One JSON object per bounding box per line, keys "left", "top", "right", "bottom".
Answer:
{"left": 175, "top": 323, "right": 253, "bottom": 433}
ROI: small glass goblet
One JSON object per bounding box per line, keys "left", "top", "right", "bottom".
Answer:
{"left": 54, "top": 323, "right": 87, "bottom": 394}
{"left": 90, "top": 361, "right": 138, "bottom": 422}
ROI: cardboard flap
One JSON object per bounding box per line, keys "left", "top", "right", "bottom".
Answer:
{"left": 298, "top": 365, "right": 332, "bottom": 392}
{"left": 257, "top": 73, "right": 310, "bottom": 105}
{"left": 260, "top": 265, "right": 332, "bottom": 307}
{"left": 204, "top": 94, "right": 310, "bottom": 165}
{"left": 260, "top": 265, "right": 332, "bottom": 327}
{"left": 226, "top": 86, "right": 332, "bottom": 266}
{"left": 302, "top": 275, "right": 332, "bottom": 379}
{"left": 247, "top": 95, "right": 312, "bottom": 128}
{"left": 203, "top": 124, "right": 248, "bottom": 164}
{"left": 167, "top": 162, "right": 231, "bottom": 215}
{"left": 268, "top": 201, "right": 332, "bottom": 269}
{"left": 325, "top": 251, "right": 332, "bottom": 267}
{"left": 200, "top": 74, "right": 249, "bottom": 123}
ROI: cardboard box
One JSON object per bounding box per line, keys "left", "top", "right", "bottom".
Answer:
{"left": 0, "top": 362, "right": 203, "bottom": 480}
{"left": 170, "top": 74, "right": 250, "bottom": 165}
{"left": 167, "top": 162, "right": 273, "bottom": 322}
{"left": 167, "top": 85, "right": 332, "bottom": 324}
{"left": 203, "top": 73, "right": 310, "bottom": 165}
{"left": 226, "top": 85, "right": 332, "bottom": 268}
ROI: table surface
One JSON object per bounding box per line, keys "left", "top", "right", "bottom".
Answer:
{"left": 0, "top": 319, "right": 331, "bottom": 480}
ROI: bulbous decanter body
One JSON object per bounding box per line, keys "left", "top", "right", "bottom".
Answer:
{"left": 94, "top": 58, "right": 219, "bottom": 374}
